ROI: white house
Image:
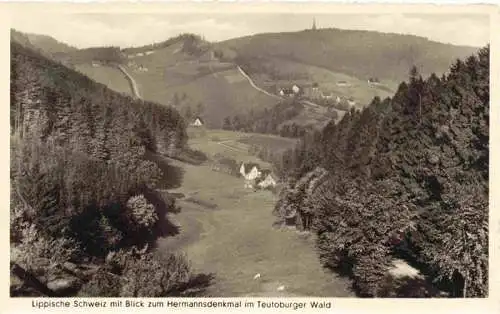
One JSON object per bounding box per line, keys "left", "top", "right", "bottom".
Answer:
{"left": 336, "top": 80, "right": 350, "bottom": 87}
{"left": 92, "top": 61, "right": 100, "bottom": 67}
{"left": 258, "top": 173, "right": 278, "bottom": 189}
{"left": 145, "top": 50, "right": 155, "bottom": 55}
{"left": 239, "top": 163, "right": 247, "bottom": 177}
{"left": 240, "top": 162, "right": 263, "bottom": 188}
{"left": 292, "top": 84, "right": 300, "bottom": 94}
{"left": 190, "top": 117, "right": 204, "bottom": 127}
{"left": 246, "top": 166, "right": 261, "bottom": 181}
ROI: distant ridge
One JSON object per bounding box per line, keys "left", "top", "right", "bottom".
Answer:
{"left": 215, "top": 27, "right": 479, "bottom": 83}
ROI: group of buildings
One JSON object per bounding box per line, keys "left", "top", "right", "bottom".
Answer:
{"left": 209, "top": 157, "right": 278, "bottom": 190}
{"left": 239, "top": 162, "right": 278, "bottom": 190}
{"left": 277, "top": 82, "right": 357, "bottom": 108}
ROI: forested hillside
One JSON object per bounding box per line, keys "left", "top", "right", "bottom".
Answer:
{"left": 10, "top": 29, "right": 77, "bottom": 64}
{"left": 10, "top": 41, "right": 212, "bottom": 297}
{"left": 221, "top": 99, "right": 314, "bottom": 138}
{"left": 273, "top": 46, "right": 489, "bottom": 297}
{"left": 217, "top": 28, "right": 479, "bottom": 84}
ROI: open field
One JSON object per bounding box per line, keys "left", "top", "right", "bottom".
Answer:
{"left": 74, "top": 64, "right": 133, "bottom": 95}
{"left": 156, "top": 156, "right": 353, "bottom": 297}
{"left": 187, "top": 128, "right": 297, "bottom": 165}
{"left": 237, "top": 133, "right": 297, "bottom": 152}
{"left": 120, "top": 43, "right": 279, "bottom": 128}
{"left": 156, "top": 129, "right": 353, "bottom": 296}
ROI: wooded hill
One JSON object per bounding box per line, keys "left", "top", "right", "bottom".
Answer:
{"left": 273, "top": 46, "right": 489, "bottom": 297}
{"left": 216, "top": 28, "right": 479, "bottom": 84}
{"left": 10, "top": 41, "right": 212, "bottom": 297}
{"left": 11, "top": 29, "right": 77, "bottom": 65}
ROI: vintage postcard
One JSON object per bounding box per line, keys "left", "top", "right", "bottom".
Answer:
{"left": 0, "top": 1, "right": 498, "bottom": 313}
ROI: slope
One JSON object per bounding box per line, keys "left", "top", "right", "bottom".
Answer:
{"left": 120, "top": 38, "right": 279, "bottom": 127}
{"left": 273, "top": 46, "right": 489, "bottom": 297}
{"left": 10, "top": 40, "right": 210, "bottom": 297}
{"left": 11, "top": 29, "right": 77, "bottom": 64}
{"left": 217, "top": 28, "right": 479, "bottom": 83}
{"left": 215, "top": 28, "right": 479, "bottom": 107}
{"left": 74, "top": 63, "right": 134, "bottom": 96}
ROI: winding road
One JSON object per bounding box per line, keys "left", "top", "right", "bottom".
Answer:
{"left": 237, "top": 66, "right": 282, "bottom": 100}
{"left": 236, "top": 65, "right": 346, "bottom": 123}
{"left": 117, "top": 64, "right": 141, "bottom": 99}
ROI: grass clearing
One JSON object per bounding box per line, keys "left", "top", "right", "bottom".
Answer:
{"left": 156, "top": 129, "right": 352, "bottom": 296}
{"left": 124, "top": 54, "right": 278, "bottom": 128}
{"left": 186, "top": 128, "right": 295, "bottom": 166}
{"left": 157, "top": 155, "right": 353, "bottom": 297}
{"left": 237, "top": 134, "right": 297, "bottom": 152}
{"left": 75, "top": 64, "right": 133, "bottom": 95}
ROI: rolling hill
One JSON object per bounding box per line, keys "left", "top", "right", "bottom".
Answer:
{"left": 216, "top": 28, "right": 479, "bottom": 84}
{"left": 213, "top": 28, "right": 479, "bottom": 108}
{"left": 11, "top": 28, "right": 481, "bottom": 130}
{"left": 10, "top": 29, "right": 77, "bottom": 64}
{"left": 119, "top": 37, "right": 279, "bottom": 127}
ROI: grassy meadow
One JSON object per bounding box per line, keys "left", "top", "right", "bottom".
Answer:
{"left": 74, "top": 64, "right": 133, "bottom": 95}
{"left": 121, "top": 43, "right": 278, "bottom": 128}
{"left": 157, "top": 129, "right": 353, "bottom": 296}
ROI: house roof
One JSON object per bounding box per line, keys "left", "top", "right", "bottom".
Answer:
{"left": 193, "top": 116, "right": 204, "bottom": 123}
{"left": 280, "top": 88, "right": 295, "bottom": 94}
{"left": 245, "top": 162, "right": 260, "bottom": 170}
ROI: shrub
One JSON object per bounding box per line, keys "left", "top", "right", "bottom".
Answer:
{"left": 126, "top": 195, "right": 158, "bottom": 229}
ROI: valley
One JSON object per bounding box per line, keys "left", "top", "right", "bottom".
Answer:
{"left": 156, "top": 129, "right": 353, "bottom": 297}
{"left": 9, "top": 21, "right": 489, "bottom": 299}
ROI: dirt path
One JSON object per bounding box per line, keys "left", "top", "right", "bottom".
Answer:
{"left": 116, "top": 64, "right": 141, "bottom": 99}
{"left": 156, "top": 158, "right": 353, "bottom": 297}
{"left": 237, "top": 66, "right": 282, "bottom": 100}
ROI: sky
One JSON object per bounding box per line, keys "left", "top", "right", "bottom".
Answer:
{"left": 10, "top": 12, "right": 490, "bottom": 48}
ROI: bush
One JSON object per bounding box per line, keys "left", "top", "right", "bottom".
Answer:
{"left": 126, "top": 195, "right": 159, "bottom": 229}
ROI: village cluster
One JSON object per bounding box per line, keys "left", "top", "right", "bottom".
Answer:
{"left": 209, "top": 155, "right": 278, "bottom": 190}
{"left": 239, "top": 162, "right": 278, "bottom": 189}
{"left": 277, "top": 82, "right": 358, "bottom": 108}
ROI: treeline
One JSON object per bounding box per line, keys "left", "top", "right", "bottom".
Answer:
{"left": 68, "top": 46, "right": 124, "bottom": 65}
{"left": 221, "top": 99, "right": 312, "bottom": 138}
{"left": 273, "top": 46, "right": 489, "bottom": 297}
{"left": 122, "top": 33, "right": 207, "bottom": 55}
{"left": 10, "top": 41, "right": 212, "bottom": 297}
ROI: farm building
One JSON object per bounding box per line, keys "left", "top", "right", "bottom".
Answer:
{"left": 240, "top": 162, "right": 263, "bottom": 188}
{"left": 190, "top": 117, "right": 204, "bottom": 127}
{"left": 257, "top": 170, "right": 278, "bottom": 189}
{"left": 336, "top": 80, "right": 350, "bottom": 87}
{"left": 279, "top": 88, "right": 295, "bottom": 97}
{"left": 145, "top": 50, "right": 155, "bottom": 55}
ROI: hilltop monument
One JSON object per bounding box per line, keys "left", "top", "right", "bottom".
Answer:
{"left": 312, "top": 17, "right": 317, "bottom": 31}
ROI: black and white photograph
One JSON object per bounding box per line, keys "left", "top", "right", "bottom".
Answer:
{"left": 6, "top": 3, "right": 492, "bottom": 301}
